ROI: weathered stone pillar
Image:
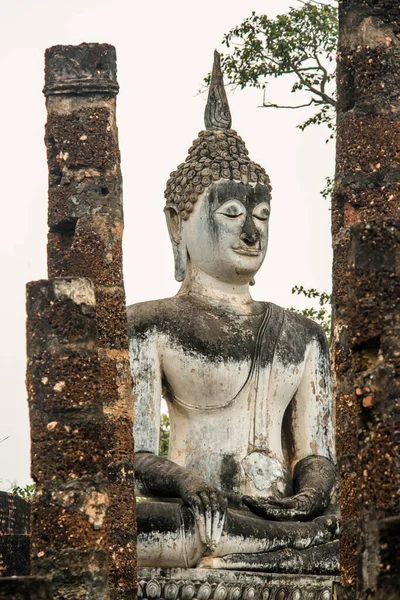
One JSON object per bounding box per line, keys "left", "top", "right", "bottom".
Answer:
{"left": 43, "top": 44, "right": 137, "bottom": 598}
{"left": 27, "top": 278, "right": 109, "bottom": 598}
{"left": 332, "top": 3, "right": 400, "bottom": 598}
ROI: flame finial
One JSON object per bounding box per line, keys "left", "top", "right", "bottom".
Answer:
{"left": 204, "top": 51, "right": 232, "bottom": 130}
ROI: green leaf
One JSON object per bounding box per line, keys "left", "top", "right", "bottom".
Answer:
{"left": 159, "top": 413, "right": 170, "bottom": 457}
{"left": 290, "top": 285, "right": 332, "bottom": 340}
{"left": 12, "top": 484, "right": 36, "bottom": 501}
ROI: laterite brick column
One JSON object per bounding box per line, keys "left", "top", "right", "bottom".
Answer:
{"left": 27, "top": 279, "right": 109, "bottom": 598}
{"left": 43, "top": 44, "right": 136, "bottom": 598}
{"left": 333, "top": 3, "right": 400, "bottom": 598}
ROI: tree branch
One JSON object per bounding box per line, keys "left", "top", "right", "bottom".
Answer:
{"left": 297, "top": 65, "right": 325, "bottom": 72}
{"left": 298, "top": 0, "right": 335, "bottom": 6}
{"left": 292, "top": 65, "right": 336, "bottom": 106}
{"left": 261, "top": 97, "right": 315, "bottom": 110}
{"left": 313, "top": 54, "right": 331, "bottom": 95}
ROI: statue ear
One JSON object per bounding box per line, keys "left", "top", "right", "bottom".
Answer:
{"left": 164, "top": 205, "right": 187, "bottom": 282}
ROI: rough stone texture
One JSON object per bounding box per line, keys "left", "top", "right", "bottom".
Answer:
{"left": 0, "top": 534, "right": 30, "bottom": 577}
{"left": 0, "top": 492, "right": 31, "bottom": 577}
{"left": 137, "top": 568, "right": 336, "bottom": 600}
{"left": 26, "top": 278, "right": 109, "bottom": 600}
{"left": 0, "top": 492, "right": 30, "bottom": 535}
{"left": 43, "top": 44, "right": 119, "bottom": 96}
{"left": 333, "top": 2, "right": 400, "bottom": 598}
{"left": 0, "top": 577, "right": 50, "bottom": 599}
{"left": 33, "top": 549, "right": 108, "bottom": 598}
{"left": 44, "top": 43, "right": 136, "bottom": 598}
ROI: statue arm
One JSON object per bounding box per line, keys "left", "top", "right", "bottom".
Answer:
{"left": 290, "top": 327, "right": 335, "bottom": 465}
{"left": 129, "top": 325, "right": 226, "bottom": 548}
{"left": 244, "top": 326, "right": 336, "bottom": 521}
{"left": 129, "top": 330, "right": 162, "bottom": 456}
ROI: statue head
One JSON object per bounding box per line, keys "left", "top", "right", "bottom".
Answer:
{"left": 164, "top": 52, "right": 271, "bottom": 286}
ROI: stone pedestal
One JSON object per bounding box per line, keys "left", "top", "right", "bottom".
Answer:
{"left": 138, "top": 568, "right": 336, "bottom": 600}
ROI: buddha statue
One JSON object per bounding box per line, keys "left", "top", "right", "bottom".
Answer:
{"left": 127, "top": 52, "right": 338, "bottom": 573}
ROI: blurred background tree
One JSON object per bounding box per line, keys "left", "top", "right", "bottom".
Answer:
{"left": 159, "top": 413, "right": 170, "bottom": 458}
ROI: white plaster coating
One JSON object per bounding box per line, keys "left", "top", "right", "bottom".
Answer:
{"left": 53, "top": 277, "right": 96, "bottom": 306}
{"left": 130, "top": 334, "right": 161, "bottom": 457}
{"left": 131, "top": 332, "right": 333, "bottom": 500}
{"left": 241, "top": 453, "right": 285, "bottom": 493}
{"left": 179, "top": 185, "right": 269, "bottom": 288}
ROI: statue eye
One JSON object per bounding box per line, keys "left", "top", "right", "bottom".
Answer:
{"left": 223, "top": 209, "right": 243, "bottom": 218}
{"left": 216, "top": 201, "right": 244, "bottom": 218}
{"left": 253, "top": 204, "right": 270, "bottom": 222}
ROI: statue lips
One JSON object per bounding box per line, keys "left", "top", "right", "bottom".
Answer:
{"left": 232, "top": 245, "right": 261, "bottom": 256}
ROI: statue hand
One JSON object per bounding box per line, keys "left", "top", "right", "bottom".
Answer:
{"left": 242, "top": 489, "right": 324, "bottom": 522}
{"left": 177, "top": 474, "right": 227, "bottom": 550}
{"left": 243, "top": 455, "right": 336, "bottom": 522}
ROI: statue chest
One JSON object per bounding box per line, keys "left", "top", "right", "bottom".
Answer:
{"left": 162, "top": 340, "right": 304, "bottom": 430}
{"left": 161, "top": 332, "right": 305, "bottom": 498}
{"left": 162, "top": 343, "right": 252, "bottom": 409}
{"left": 160, "top": 307, "right": 304, "bottom": 412}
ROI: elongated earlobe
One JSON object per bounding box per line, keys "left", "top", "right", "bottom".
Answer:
{"left": 164, "top": 205, "right": 188, "bottom": 282}
{"left": 173, "top": 243, "right": 187, "bottom": 282}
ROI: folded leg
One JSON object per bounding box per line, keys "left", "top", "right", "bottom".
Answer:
{"left": 137, "top": 500, "right": 340, "bottom": 569}
{"left": 198, "top": 541, "right": 338, "bottom": 574}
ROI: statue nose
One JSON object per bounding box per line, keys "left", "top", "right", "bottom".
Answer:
{"left": 240, "top": 230, "right": 259, "bottom": 246}
{"left": 240, "top": 214, "right": 260, "bottom": 246}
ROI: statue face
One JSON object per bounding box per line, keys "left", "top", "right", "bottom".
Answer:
{"left": 182, "top": 180, "right": 270, "bottom": 285}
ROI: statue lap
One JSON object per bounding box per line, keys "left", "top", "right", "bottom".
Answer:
{"left": 128, "top": 297, "right": 339, "bottom": 573}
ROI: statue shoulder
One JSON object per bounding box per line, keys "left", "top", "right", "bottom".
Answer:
{"left": 127, "top": 296, "right": 187, "bottom": 340}
{"left": 272, "top": 304, "right": 329, "bottom": 355}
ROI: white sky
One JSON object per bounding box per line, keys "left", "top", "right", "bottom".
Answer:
{"left": 0, "top": 0, "right": 334, "bottom": 489}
